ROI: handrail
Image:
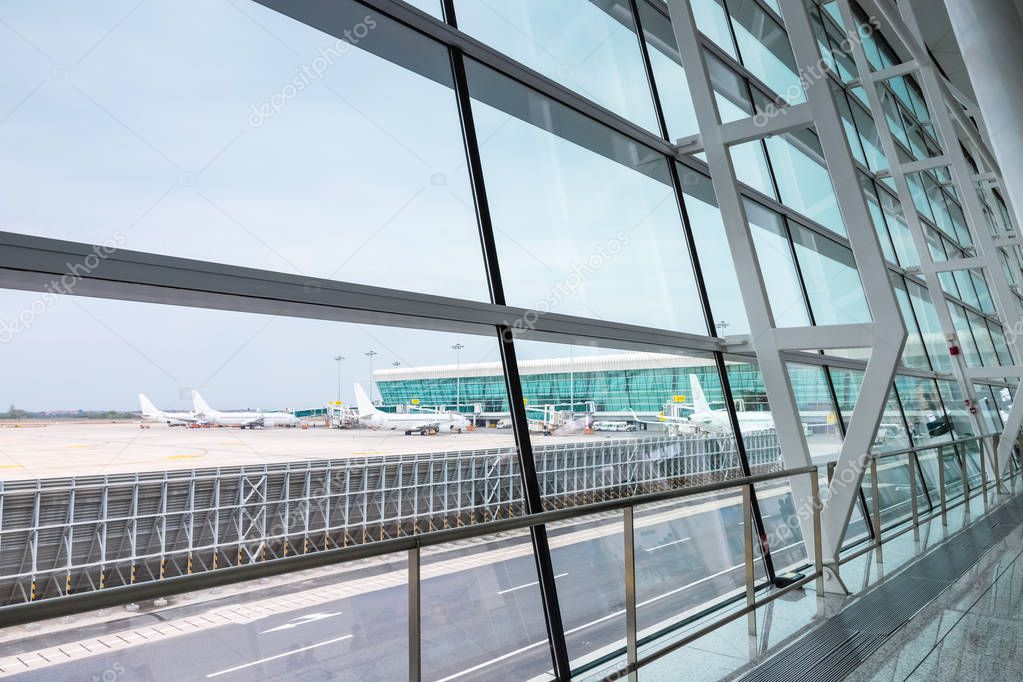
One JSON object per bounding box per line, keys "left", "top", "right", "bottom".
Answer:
{"left": 0, "top": 464, "right": 815, "bottom": 629}
{"left": 867, "top": 433, "right": 992, "bottom": 461}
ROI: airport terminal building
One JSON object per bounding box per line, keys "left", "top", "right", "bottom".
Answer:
{"left": 3, "top": 0, "right": 1023, "bottom": 679}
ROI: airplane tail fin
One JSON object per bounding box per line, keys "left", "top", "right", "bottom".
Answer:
{"left": 138, "top": 393, "right": 160, "bottom": 418}
{"left": 353, "top": 383, "right": 380, "bottom": 416}
{"left": 689, "top": 375, "right": 711, "bottom": 413}
{"left": 191, "top": 390, "right": 217, "bottom": 417}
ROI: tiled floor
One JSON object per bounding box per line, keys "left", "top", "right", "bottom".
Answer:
{"left": 847, "top": 516, "right": 1023, "bottom": 681}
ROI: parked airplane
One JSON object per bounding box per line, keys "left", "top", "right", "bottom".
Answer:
{"left": 138, "top": 394, "right": 199, "bottom": 427}
{"left": 190, "top": 390, "right": 300, "bottom": 428}
{"left": 354, "top": 383, "right": 470, "bottom": 435}
{"left": 634, "top": 375, "right": 775, "bottom": 435}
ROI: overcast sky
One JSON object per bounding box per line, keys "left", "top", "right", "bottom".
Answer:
{"left": 0, "top": 0, "right": 737, "bottom": 411}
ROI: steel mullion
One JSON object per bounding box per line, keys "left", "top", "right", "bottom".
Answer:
{"left": 440, "top": 0, "right": 570, "bottom": 676}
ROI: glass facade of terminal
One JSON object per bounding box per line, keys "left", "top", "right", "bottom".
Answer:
{"left": 0, "top": 0, "right": 1020, "bottom": 679}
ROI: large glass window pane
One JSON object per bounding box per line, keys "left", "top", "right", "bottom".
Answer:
{"left": 895, "top": 375, "right": 950, "bottom": 444}
{"left": 508, "top": 339, "right": 755, "bottom": 670}
{"left": 860, "top": 174, "right": 898, "bottom": 264}
{"left": 906, "top": 280, "right": 953, "bottom": 372}
{"left": 638, "top": 0, "right": 698, "bottom": 140}
{"left": 968, "top": 310, "right": 999, "bottom": 366}
{"left": 764, "top": 133, "right": 845, "bottom": 235}
{"left": 731, "top": 140, "right": 777, "bottom": 196}
{"left": 787, "top": 363, "right": 841, "bottom": 459}
{"left": 454, "top": 0, "right": 660, "bottom": 131}
{"left": 728, "top": 0, "right": 804, "bottom": 104}
{"left": 692, "top": 0, "right": 738, "bottom": 58}
{"left": 466, "top": 60, "right": 707, "bottom": 333}
{"left": 747, "top": 200, "right": 811, "bottom": 327}
{"left": 791, "top": 226, "right": 872, "bottom": 325}
{"left": 973, "top": 384, "right": 1002, "bottom": 435}
{"left": 423, "top": 533, "right": 552, "bottom": 679}
{"left": 0, "top": 2, "right": 491, "bottom": 300}
{"left": 949, "top": 303, "right": 983, "bottom": 367}
{"left": 681, "top": 169, "right": 751, "bottom": 335}
{"left": 890, "top": 274, "right": 931, "bottom": 371}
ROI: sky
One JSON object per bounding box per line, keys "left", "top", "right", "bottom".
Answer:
{"left": 0, "top": 0, "right": 756, "bottom": 411}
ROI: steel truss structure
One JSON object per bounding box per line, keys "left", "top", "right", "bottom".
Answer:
{"left": 0, "top": 0, "right": 1022, "bottom": 674}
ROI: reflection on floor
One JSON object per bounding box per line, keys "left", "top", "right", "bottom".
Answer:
{"left": 603, "top": 480, "right": 1022, "bottom": 682}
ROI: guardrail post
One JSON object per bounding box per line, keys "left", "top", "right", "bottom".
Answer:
{"left": 408, "top": 546, "right": 421, "bottom": 682}
{"left": 810, "top": 469, "right": 823, "bottom": 596}
{"left": 624, "top": 507, "right": 638, "bottom": 681}
{"left": 742, "top": 485, "right": 756, "bottom": 637}
{"left": 870, "top": 458, "right": 883, "bottom": 565}
{"left": 958, "top": 442, "right": 970, "bottom": 516}
{"left": 979, "top": 437, "right": 988, "bottom": 509}
{"left": 938, "top": 446, "right": 948, "bottom": 527}
{"left": 908, "top": 452, "right": 919, "bottom": 542}
{"left": 993, "top": 435, "right": 1004, "bottom": 494}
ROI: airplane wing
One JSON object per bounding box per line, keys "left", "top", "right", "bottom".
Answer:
{"left": 630, "top": 410, "right": 685, "bottom": 425}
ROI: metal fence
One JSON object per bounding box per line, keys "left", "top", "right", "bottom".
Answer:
{"left": 0, "top": 430, "right": 780, "bottom": 604}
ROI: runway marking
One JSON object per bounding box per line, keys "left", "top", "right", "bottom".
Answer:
{"left": 205, "top": 634, "right": 353, "bottom": 678}
{"left": 497, "top": 573, "right": 568, "bottom": 595}
{"left": 644, "top": 537, "right": 690, "bottom": 552}
{"left": 437, "top": 562, "right": 747, "bottom": 682}
{"left": 259, "top": 611, "right": 341, "bottom": 634}
{"left": 166, "top": 454, "right": 202, "bottom": 460}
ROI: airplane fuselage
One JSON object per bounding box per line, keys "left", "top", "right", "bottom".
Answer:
{"left": 361, "top": 411, "right": 470, "bottom": 434}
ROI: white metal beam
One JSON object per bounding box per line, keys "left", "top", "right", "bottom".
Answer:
{"left": 777, "top": 0, "right": 905, "bottom": 582}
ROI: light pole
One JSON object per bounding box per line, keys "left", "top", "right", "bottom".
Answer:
{"left": 365, "top": 350, "right": 378, "bottom": 402}
{"left": 451, "top": 343, "right": 464, "bottom": 411}
{"left": 333, "top": 355, "right": 345, "bottom": 403}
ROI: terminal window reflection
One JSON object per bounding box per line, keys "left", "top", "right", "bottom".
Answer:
{"left": 466, "top": 60, "right": 707, "bottom": 333}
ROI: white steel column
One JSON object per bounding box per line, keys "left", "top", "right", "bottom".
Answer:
{"left": 666, "top": 0, "right": 905, "bottom": 588}
{"left": 777, "top": 0, "right": 905, "bottom": 579}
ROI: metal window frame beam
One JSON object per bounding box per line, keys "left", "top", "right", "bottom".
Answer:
{"left": 719, "top": 101, "right": 814, "bottom": 146}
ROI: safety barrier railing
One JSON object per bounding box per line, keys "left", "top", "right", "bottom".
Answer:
{"left": 838, "top": 433, "right": 1020, "bottom": 567}
{"left": 0, "top": 464, "right": 821, "bottom": 682}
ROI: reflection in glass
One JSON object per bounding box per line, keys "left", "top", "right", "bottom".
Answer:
{"left": 422, "top": 533, "right": 552, "bottom": 679}
{"left": 764, "top": 133, "right": 845, "bottom": 235}
{"left": 455, "top": 0, "right": 660, "bottom": 131}
{"left": 747, "top": 200, "right": 810, "bottom": 327}
{"left": 791, "top": 227, "right": 871, "bottom": 325}
{"left": 681, "top": 169, "right": 750, "bottom": 335}
{"left": 467, "top": 60, "right": 707, "bottom": 333}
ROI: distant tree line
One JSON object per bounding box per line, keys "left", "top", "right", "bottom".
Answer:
{"left": 0, "top": 404, "right": 137, "bottom": 420}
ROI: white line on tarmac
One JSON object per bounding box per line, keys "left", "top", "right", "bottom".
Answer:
{"left": 205, "top": 634, "right": 353, "bottom": 678}
{"left": 436, "top": 562, "right": 746, "bottom": 682}
{"left": 644, "top": 537, "right": 690, "bottom": 552}
{"left": 497, "top": 573, "right": 568, "bottom": 595}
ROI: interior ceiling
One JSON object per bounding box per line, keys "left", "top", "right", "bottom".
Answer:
{"left": 905, "top": 0, "right": 975, "bottom": 102}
